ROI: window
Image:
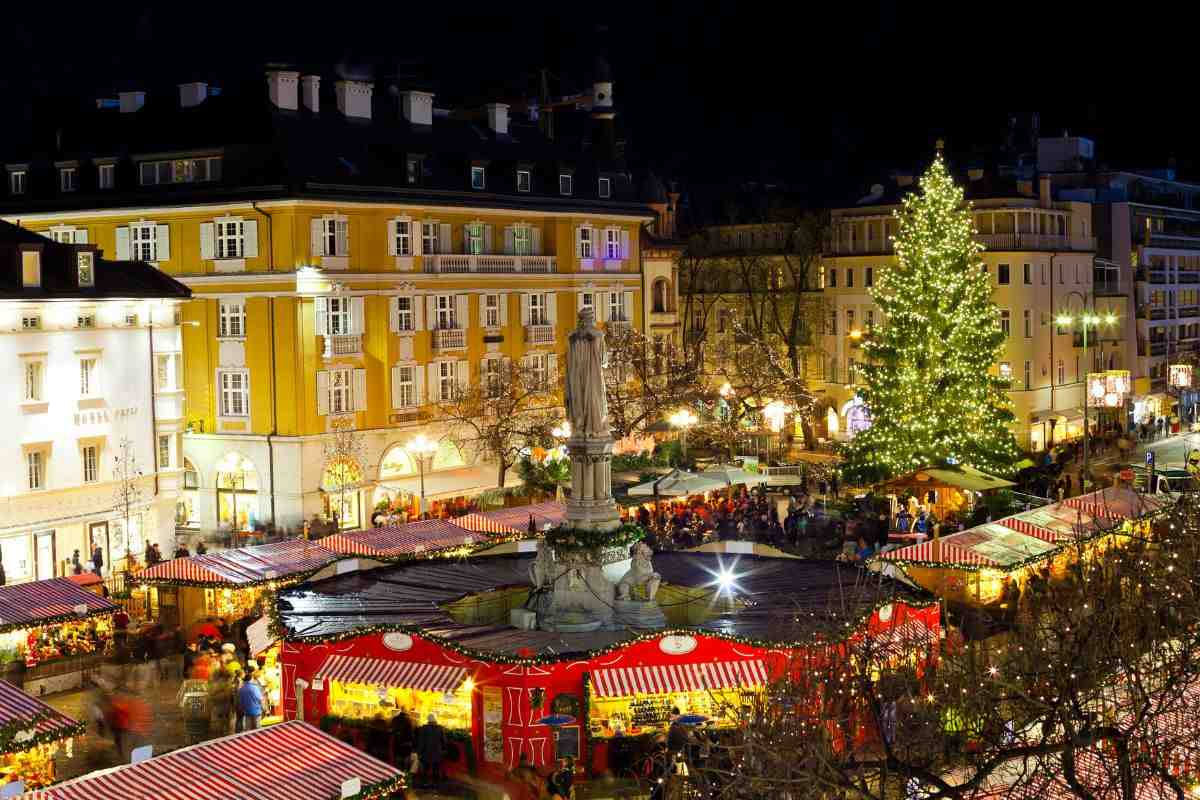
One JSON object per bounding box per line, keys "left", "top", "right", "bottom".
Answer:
{"left": 465, "top": 223, "right": 484, "bottom": 256}
{"left": 1023, "top": 309, "right": 1032, "bottom": 338}
{"left": 82, "top": 445, "right": 99, "bottom": 484}
{"left": 396, "top": 296, "right": 415, "bottom": 332}
{"left": 1024, "top": 360, "right": 1032, "bottom": 388}
{"left": 80, "top": 358, "right": 97, "bottom": 396}
{"left": 559, "top": 174, "right": 573, "bottom": 196}
{"left": 24, "top": 361, "right": 43, "bottom": 402}
{"left": 406, "top": 156, "right": 420, "bottom": 185}
{"left": 98, "top": 163, "right": 115, "bottom": 190}
{"left": 513, "top": 225, "right": 532, "bottom": 256}
{"left": 484, "top": 294, "right": 501, "bottom": 328}
{"left": 77, "top": 314, "right": 95, "bottom": 329}
{"left": 422, "top": 222, "right": 439, "bottom": 255}
{"left": 158, "top": 435, "right": 172, "bottom": 469}
{"left": 1023, "top": 263, "right": 1032, "bottom": 285}
{"left": 318, "top": 217, "right": 349, "bottom": 257}
{"left": 21, "top": 315, "right": 40, "bottom": 330}
{"left": 59, "top": 167, "right": 77, "bottom": 192}
{"left": 394, "top": 220, "right": 412, "bottom": 256}
{"left": 130, "top": 223, "right": 157, "bottom": 261}
{"left": 21, "top": 251, "right": 40, "bottom": 288}
{"left": 435, "top": 295, "right": 457, "bottom": 329}
{"left": 9, "top": 171, "right": 26, "bottom": 195}
{"left": 998, "top": 263, "right": 1010, "bottom": 285}
{"left": 580, "top": 292, "right": 595, "bottom": 316}
{"left": 846, "top": 268, "right": 855, "bottom": 289}
{"left": 328, "top": 368, "right": 354, "bottom": 414}
{"left": 138, "top": 156, "right": 222, "bottom": 185}
{"left": 578, "top": 227, "right": 594, "bottom": 259}
{"left": 471, "top": 166, "right": 486, "bottom": 190}
{"left": 1000, "top": 309, "right": 1011, "bottom": 337}
{"left": 1057, "top": 263, "right": 1064, "bottom": 284}
{"left": 77, "top": 252, "right": 95, "bottom": 287}
{"left": 524, "top": 353, "right": 548, "bottom": 389}
{"left": 219, "top": 370, "right": 249, "bottom": 417}
{"left": 218, "top": 301, "right": 245, "bottom": 338}
{"left": 529, "top": 293, "right": 548, "bottom": 326}
{"left": 156, "top": 354, "right": 180, "bottom": 391}
{"left": 865, "top": 267, "right": 873, "bottom": 287}
{"left": 606, "top": 228, "right": 621, "bottom": 260}
{"left": 26, "top": 451, "right": 43, "bottom": 491}
{"left": 395, "top": 365, "right": 416, "bottom": 407}
{"left": 483, "top": 358, "right": 503, "bottom": 398}
{"left": 124, "top": 311, "right": 139, "bottom": 327}
{"left": 327, "top": 297, "right": 352, "bottom": 335}
{"left": 517, "top": 169, "right": 531, "bottom": 193}
{"left": 828, "top": 268, "right": 838, "bottom": 288}
{"left": 598, "top": 177, "right": 611, "bottom": 198}
{"left": 438, "top": 361, "right": 458, "bottom": 401}
{"left": 999, "top": 362, "right": 1012, "bottom": 379}
{"left": 216, "top": 219, "right": 243, "bottom": 259}
{"left": 609, "top": 291, "right": 624, "bottom": 322}
{"left": 1056, "top": 360, "right": 1065, "bottom": 385}
{"left": 846, "top": 309, "right": 856, "bottom": 333}
{"left": 827, "top": 310, "right": 838, "bottom": 335}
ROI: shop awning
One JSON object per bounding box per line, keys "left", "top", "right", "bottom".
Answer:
{"left": 1061, "top": 486, "right": 1174, "bottom": 520}
{"left": 480, "top": 502, "right": 566, "bottom": 532}
{"left": 590, "top": 660, "right": 769, "bottom": 698}
{"left": 378, "top": 465, "right": 519, "bottom": 501}
{"left": 0, "top": 680, "right": 82, "bottom": 754}
{"left": 919, "top": 466, "right": 1015, "bottom": 492}
{"left": 315, "top": 655, "right": 468, "bottom": 693}
{"left": 245, "top": 616, "right": 276, "bottom": 658}
{"left": 862, "top": 619, "right": 938, "bottom": 662}
{"left": 876, "top": 540, "right": 1000, "bottom": 568}
{"left": 138, "top": 539, "right": 341, "bottom": 588}
{"left": 1031, "top": 407, "right": 1086, "bottom": 423}
{"left": 451, "top": 513, "right": 523, "bottom": 536}
{"left": 1000, "top": 503, "right": 1106, "bottom": 543}
{"left": 321, "top": 519, "right": 479, "bottom": 559}
{"left": 24, "top": 720, "right": 402, "bottom": 800}
{"left": 628, "top": 469, "right": 727, "bottom": 498}
{"left": 0, "top": 578, "right": 118, "bottom": 633}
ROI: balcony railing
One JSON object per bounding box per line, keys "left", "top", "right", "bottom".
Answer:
{"left": 1146, "top": 232, "right": 1200, "bottom": 250}
{"left": 432, "top": 328, "right": 466, "bottom": 350}
{"left": 323, "top": 334, "right": 362, "bottom": 358}
{"left": 1093, "top": 279, "right": 1124, "bottom": 296}
{"left": 524, "top": 324, "right": 556, "bottom": 346}
{"left": 975, "top": 233, "right": 1096, "bottom": 252}
{"left": 425, "top": 254, "right": 555, "bottom": 274}
{"left": 1179, "top": 306, "right": 1200, "bottom": 319}
{"left": 1138, "top": 306, "right": 1168, "bottom": 321}
{"left": 824, "top": 241, "right": 894, "bottom": 256}
{"left": 1140, "top": 341, "right": 1168, "bottom": 357}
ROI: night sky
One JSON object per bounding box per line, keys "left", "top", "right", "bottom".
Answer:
{"left": 1, "top": 3, "right": 1192, "bottom": 212}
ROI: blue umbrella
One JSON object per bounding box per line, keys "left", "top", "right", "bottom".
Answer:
{"left": 675, "top": 714, "right": 710, "bottom": 725}
{"left": 535, "top": 714, "right": 576, "bottom": 727}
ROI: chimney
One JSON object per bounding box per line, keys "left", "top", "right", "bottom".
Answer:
{"left": 266, "top": 70, "right": 300, "bottom": 111}
{"left": 1039, "top": 174, "right": 1052, "bottom": 209}
{"left": 179, "top": 82, "right": 208, "bottom": 108}
{"left": 300, "top": 75, "right": 321, "bottom": 114}
{"left": 119, "top": 91, "right": 145, "bottom": 114}
{"left": 400, "top": 91, "right": 434, "bottom": 127}
{"left": 485, "top": 103, "right": 509, "bottom": 136}
{"left": 335, "top": 80, "right": 373, "bottom": 120}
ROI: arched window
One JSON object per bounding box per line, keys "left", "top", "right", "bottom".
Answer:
{"left": 215, "top": 453, "right": 258, "bottom": 531}
{"left": 177, "top": 459, "right": 200, "bottom": 528}
{"left": 652, "top": 278, "right": 670, "bottom": 313}
{"left": 432, "top": 439, "right": 466, "bottom": 470}
{"left": 322, "top": 457, "right": 363, "bottom": 530}
{"left": 379, "top": 445, "right": 416, "bottom": 480}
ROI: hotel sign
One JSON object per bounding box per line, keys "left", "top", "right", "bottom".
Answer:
{"left": 75, "top": 407, "right": 139, "bottom": 426}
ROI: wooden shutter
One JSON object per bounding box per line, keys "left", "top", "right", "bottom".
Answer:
{"left": 426, "top": 364, "right": 439, "bottom": 402}
{"left": 413, "top": 366, "right": 425, "bottom": 405}
{"left": 531, "top": 227, "right": 542, "bottom": 255}
{"left": 411, "top": 223, "right": 422, "bottom": 256}
{"left": 350, "top": 297, "right": 365, "bottom": 334}
{"left": 456, "top": 360, "right": 470, "bottom": 394}
{"left": 621, "top": 229, "right": 631, "bottom": 260}
{"left": 386, "top": 219, "right": 398, "bottom": 256}
{"left": 483, "top": 225, "right": 493, "bottom": 255}
{"left": 155, "top": 224, "right": 171, "bottom": 261}
{"left": 390, "top": 365, "right": 403, "bottom": 409}
{"left": 546, "top": 353, "right": 558, "bottom": 388}
{"left": 545, "top": 291, "right": 557, "bottom": 326}
{"left": 438, "top": 223, "right": 451, "bottom": 253}
{"left": 389, "top": 297, "right": 400, "bottom": 333}
{"left": 314, "top": 297, "right": 329, "bottom": 336}
{"left": 503, "top": 226, "right": 515, "bottom": 255}
{"left": 310, "top": 219, "right": 323, "bottom": 257}
{"left": 352, "top": 368, "right": 367, "bottom": 411}
{"left": 75, "top": 229, "right": 88, "bottom": 244}
{"left": 498, "top": 293, "right": 508, "bottom": 326}
{"left": 577, "top": 292, "right": 588, "bottom": 312}
{"left": 115, "top": 227, "right": 131, "bottom": 261}
{"left": 199, "top": 222, "right": 216, "bottom": 260}
{"left": 243, "top": 220, "right": 259, "bottom": 258}
{"left": 520, "top": 294, "right": 531, "bottom": 326}
{"left": 596, "top": 291, "right": 609, "bottom": 322}
{"left": 335, "top": 219, "right": 349, "bottom": 256}
{"left": 316, "top": 371, "right": 330, "bottom": 416}
{"left": 623, "top": 290, "right": 634, "bottom": 323}
{"left": 426, "top": 296, "right": 437, "bottom": 330}
{"left": 455, "top": 295, "right": 468, "bottom": 329}
{"left": 575, "top": 226, "right": 583, "bottom": 257}
{"left": 414, "top": 296, "right": 425, "bottom": 331}
{"left": 479, "top": 295, "right": 489, "bottom": 329}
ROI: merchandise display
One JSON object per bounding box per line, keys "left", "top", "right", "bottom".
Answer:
{"left": 326, "top": 679, "right": 472, "bottom": 732}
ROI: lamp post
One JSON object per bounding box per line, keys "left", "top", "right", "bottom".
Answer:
{"left": 1056, "top": 301, "right": 1117, "bottom": 490}
{"left": 405, "top": 434, "right": 438, "bottom": 513}
{"left": 669, "top": 409, "right": 698, "bottom": 464}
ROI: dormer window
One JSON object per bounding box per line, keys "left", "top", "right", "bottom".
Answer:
{"left": 516, "top": 169, "right": 531, "bottom": 193}
{"left": 77, "top": 252, "right": 95, "bottom": 287}
{"left": 8, "top": 169, "right": 26, "bottom": 196}
{"left": 471, "top": 166, "right": 486, "bottom": 190}
{"left": 98, "top": 163, "right": 115, "bottom": 190}
{"left": 21, "top": 251, "right": 40, "bottom": 288}
{"left": 59, "top": 167, "right": 77, "bottom": 193}
{"left": 559, "top": 174, "right": 573, "bottom": 196}
{"left": 598, "top": 177, "right": 611, "bottom": 199}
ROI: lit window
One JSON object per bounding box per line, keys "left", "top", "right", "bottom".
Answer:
{"left": 158, "top": 435, "right": 172, "bottom": 469}
{"left": 77, "top": 314, "right": 95, "bottom": 329}
{"left": 124, "top": 311, "right": 139, "bottom": 327}
{"left": 559, "top": 174, "right": 573, "bottom": 196}
{"left": 23, "top": 361, "right": 43, "bottom": 402}
{"left": 216, "top": 219, "right": 244, "bottom": 259}
{"left": 59, "top": 167, "right": 77, "bottom": 193}
{"left": 80, "top": 358, "right": 97, "bottom": 396}
{"left": 465, "top": 223, "right": 484, "bottom": 255}
{"left": 471, "top": 166, "right": 486, "bottom": 190}
{"left": 21, "top": 251, "right": 40, "bottom": 288}
{"left": 516, "top": 170, "right": 531, "bottom": 193}
{"left": 605, "top": 228, "right": 621, "bottom": 260}
{"left": 598, "top": 177, "right": 611, "bottom": 198}
{"left": 219, "top": 301, "right": 245, "bottom": 338}
{"left": 406, "top": 156, "right": 420, "bottom": 185}
{"left": 26, "top": 451, "right": 43, "bottom": 491}
{"left": 156, "top": 354, "right": 180, "bottom": 391}
{"left": 139, "top": 156, "right": 222, "bottom": 185}
{"left": 577, "top": 227, "right": 593, "bottom": 259}
{"left": 82, "top": 445, "right": 99, "bottom": 484}
{"left": 394, "top": 220, "right": 412, "bottom": 256}
{"left": 395, "top": 296, "right": 415, "bottom": 332}
{"left": 77, "top": 253, "right": 95, "bottom": 287}
{"left": 1000, "top": 309, "right": 1011, "bottom": 337}
{"left": 421, "top": 222, "right": 439, "bottom": 255}
{"left": 130, "top": 223, "right": 157, "bottom": 261}
{"left": 9, "top": 170, "right": 26, "bottom": 195}
{"left": 438, "top": 361, "right": 457, "bottom": 401}
{"left": 514, "top": 226, "right": 532, "bottom": 256}
{"left": 999, "top": 362, "right": 1012, "bottom": 379}
{"left": 21, "top": 316, "right": 41, "bottom": 330}
{"left": 218, "top": 370, "right": 249, "bottom": 417}
{"left": 395, "top": 366, "right": 416, "bottom": 408}
{"left": 484, "top": 294, "right": 501, "bottom": 328}
{"left": 98, "top": 164, "right": 115, "bottom": 190}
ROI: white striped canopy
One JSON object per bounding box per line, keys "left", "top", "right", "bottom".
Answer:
{"left": 138, "top": 540, "right": 339, "bottom": 587}
{"left": 0, "top": 578, "right": 117, "bottom": 631}
{"left": 320, "top": 520, "right": 476, "bottom": 559}
{"left": 316, "top": 654, "right": 468, "bottom": 693}
{"left": 23, "top": 720, "right": 401, "bottom": 800}
{"left": 589, "top": 660, "right": 769, "bottom": 698}
{"left": 1062, "top": 486, "right": 1173, "bottom": 521}
{"left": 876, "top": 540, "right": 1000, "bottom": 568}
{"left": 0, "top": 679, "right": 80, "bottom": 753}
{"left": 451, "top": 513, "right": 522, "bottom": 536}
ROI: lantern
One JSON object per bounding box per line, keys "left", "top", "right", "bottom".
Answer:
{"left": 1169, "top": 364, "right": 1193, "bottom": 389}
{"left": 1087, "top": 373, "right": 1108, "bottom": 407}
{"left": 1106, "top": 370, "right": 1131, "bottom": 395}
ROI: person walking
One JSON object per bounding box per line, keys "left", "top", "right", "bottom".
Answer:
{"left": 415, "top": 713, "right": 446, "bottom": 784}
{"left": 236, "top": 669, "right": 265, "bottom": 731}
{"left": 208, "top": 668, "right": 235, "bottom": 735}
{"left": 91, "top": 545, "right": 104, "bottom": 577}
{"left": 71, "top": 550, "right": 83, "bottom": 575}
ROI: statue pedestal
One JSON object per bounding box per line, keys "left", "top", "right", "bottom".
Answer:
{"left": 613, "top": 600, "right": 667, "bottom": 630}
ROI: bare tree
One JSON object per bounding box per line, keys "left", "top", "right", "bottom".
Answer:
{"left": 111, "top": 436, "right": 144, "bottom": 571}
{"left": 322, "top": 418, "right": 367, "bottom": 530}
{"left": 604, "top": 323, "right": 703, "bottom": 443}
{"left": 439, "top": 359, "right": 558, "bottom": 489}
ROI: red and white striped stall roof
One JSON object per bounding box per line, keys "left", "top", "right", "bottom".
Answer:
{"left": 859, "top": 619, "right": 938, "bottom": 662}
{"left": 1000, "top": 503, "right": 1106, "bottom": 543}
{"left": 876, "top": 540, "right": 1000, "bottom": 568}
{"left": 138, "top": 540, "right": 340, "bottom": 586}
{"left": 0, "top": 680, "right": 80, "bottom": 752}
{"left": 481, "top": 501, "right": 567, "bottom": 532}
{"left": 23, "top": 720, "right": 401, "bottom": 800}
{"left": 1062, "top": 486, "right": 1173, "bottom": 521}
{"left": 451, "top": 513, "right": 522, "bottom": 536}
{"left": 0, "top": 578, "right": 117, "bottom": 630}
{"left": 590, "top": 660, "right": 770, "bottom": 698}
{"left": 321, "top": 519, "right": 477, "bottom": 559}
{"left": 315, "top": 655, "right": 468, "bottom": 693}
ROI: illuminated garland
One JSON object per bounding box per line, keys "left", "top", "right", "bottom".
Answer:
{"left": 344, "top": 774, "right": 406, "bottom": 800}
{"left": 134, "top": 563, "right": 337, "bottom": 590}
{"left": 0, "top": 608, "right": 115, "bottom": 636}
{"left": 0, "top": 711, "right": 85, "bottom": 756}
{"left": 543, "top": 523, "right": 645, "bottom": 553}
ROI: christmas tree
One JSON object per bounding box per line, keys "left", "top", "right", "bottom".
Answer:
{"left": 843, "top": 155, "right": 1020, "bottom": 482}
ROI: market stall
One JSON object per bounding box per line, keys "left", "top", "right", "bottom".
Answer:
{"left": 0, "top": 579, "right": 118, "bottom": 695}
{"left": 276, "top": 552, "right": 939, "bottom": 780}
{"left": 135, "top": 539, "right": 342, "bottom": 630}
{"left": 245, "top": 616, "right": 284, "bottom": 726}
{"left": 877, "top": 466, "right": 1015, "bottom": 527}
{"left": 0, "top": 679, "right": 83, "bottom": 790}
{"left": 320, "top": 518, "right": 502, "bottom": 561}
{"left": 20, "top": 720, "right": 404, "bottom": 799}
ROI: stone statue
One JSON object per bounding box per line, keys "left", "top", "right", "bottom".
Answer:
{"left": 564, "top": 308, "right": 610, "bottom": 438}
{"left": 529, "top": 540, "right": 555, "bottom": 588}
{"left": 616, "top": 542, "right": 661, "bottom": 601}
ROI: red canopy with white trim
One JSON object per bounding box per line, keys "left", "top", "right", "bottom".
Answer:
{"left": 0, "top": 680, "right": 81, "bottom": 753}
{"left": 590, "top": 660, "right": 769, "bottom": 698}
{"left": 138, "top": 540, "right": 339, "bottom": 587}
{"left": 320, "top": 519, "right": 477, "bottom": 559}
{"left": 315, "top": 654, "right": 468, "bottom": 693}
{"left": 0, "top": 578, "right": 117, "bottom": 632}
{"left": 1062, "top": 486, "right": 1173, "bottom": 521}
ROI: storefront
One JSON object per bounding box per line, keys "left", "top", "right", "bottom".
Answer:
{"left": 277, "top": 552, "right": 939, "bottom": 778}
{"left": 215, "top": 453, "right": 260, "bottom": 533}
{"left": 0, "top": 679, "right": 84, "bottom": 789}
{"left": 245, "top": 616, "right": 285, "bottom": 726}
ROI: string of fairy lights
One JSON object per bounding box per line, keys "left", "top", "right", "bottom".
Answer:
{"left": 845, "top": 155, "right": 1022, "bottom": 482}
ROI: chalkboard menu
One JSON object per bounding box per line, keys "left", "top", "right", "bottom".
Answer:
{"left": 555, "top": 726, "right": 580, "bottom": 760}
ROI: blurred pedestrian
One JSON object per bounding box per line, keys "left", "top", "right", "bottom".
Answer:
{"left": 71, "top": 550, "right": 83, "bottom": 575}
{"left": 236, "top": 669, "right": 265, "bottom": 731}
{"left": 208, "top": 668, "right": 235, "bottom": 735}
{"left": 91, "top": 545, "right": 104, "bottom": 577}
{"left": 415, "top": 713, "right": 445, "bottom": 784}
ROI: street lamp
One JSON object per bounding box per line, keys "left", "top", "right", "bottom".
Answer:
{"left": 405, "top": 434, "right": 438, "bottom": 513}
{"left": 669, "top": 409, "right": 699, "bottom": 463}
{"left": 1055, "top": 305, "right": 1118, "bottom": 490}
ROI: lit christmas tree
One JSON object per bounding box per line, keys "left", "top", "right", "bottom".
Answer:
{"left": 843, "top": 154, "right": 1020, "bottom": 482}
